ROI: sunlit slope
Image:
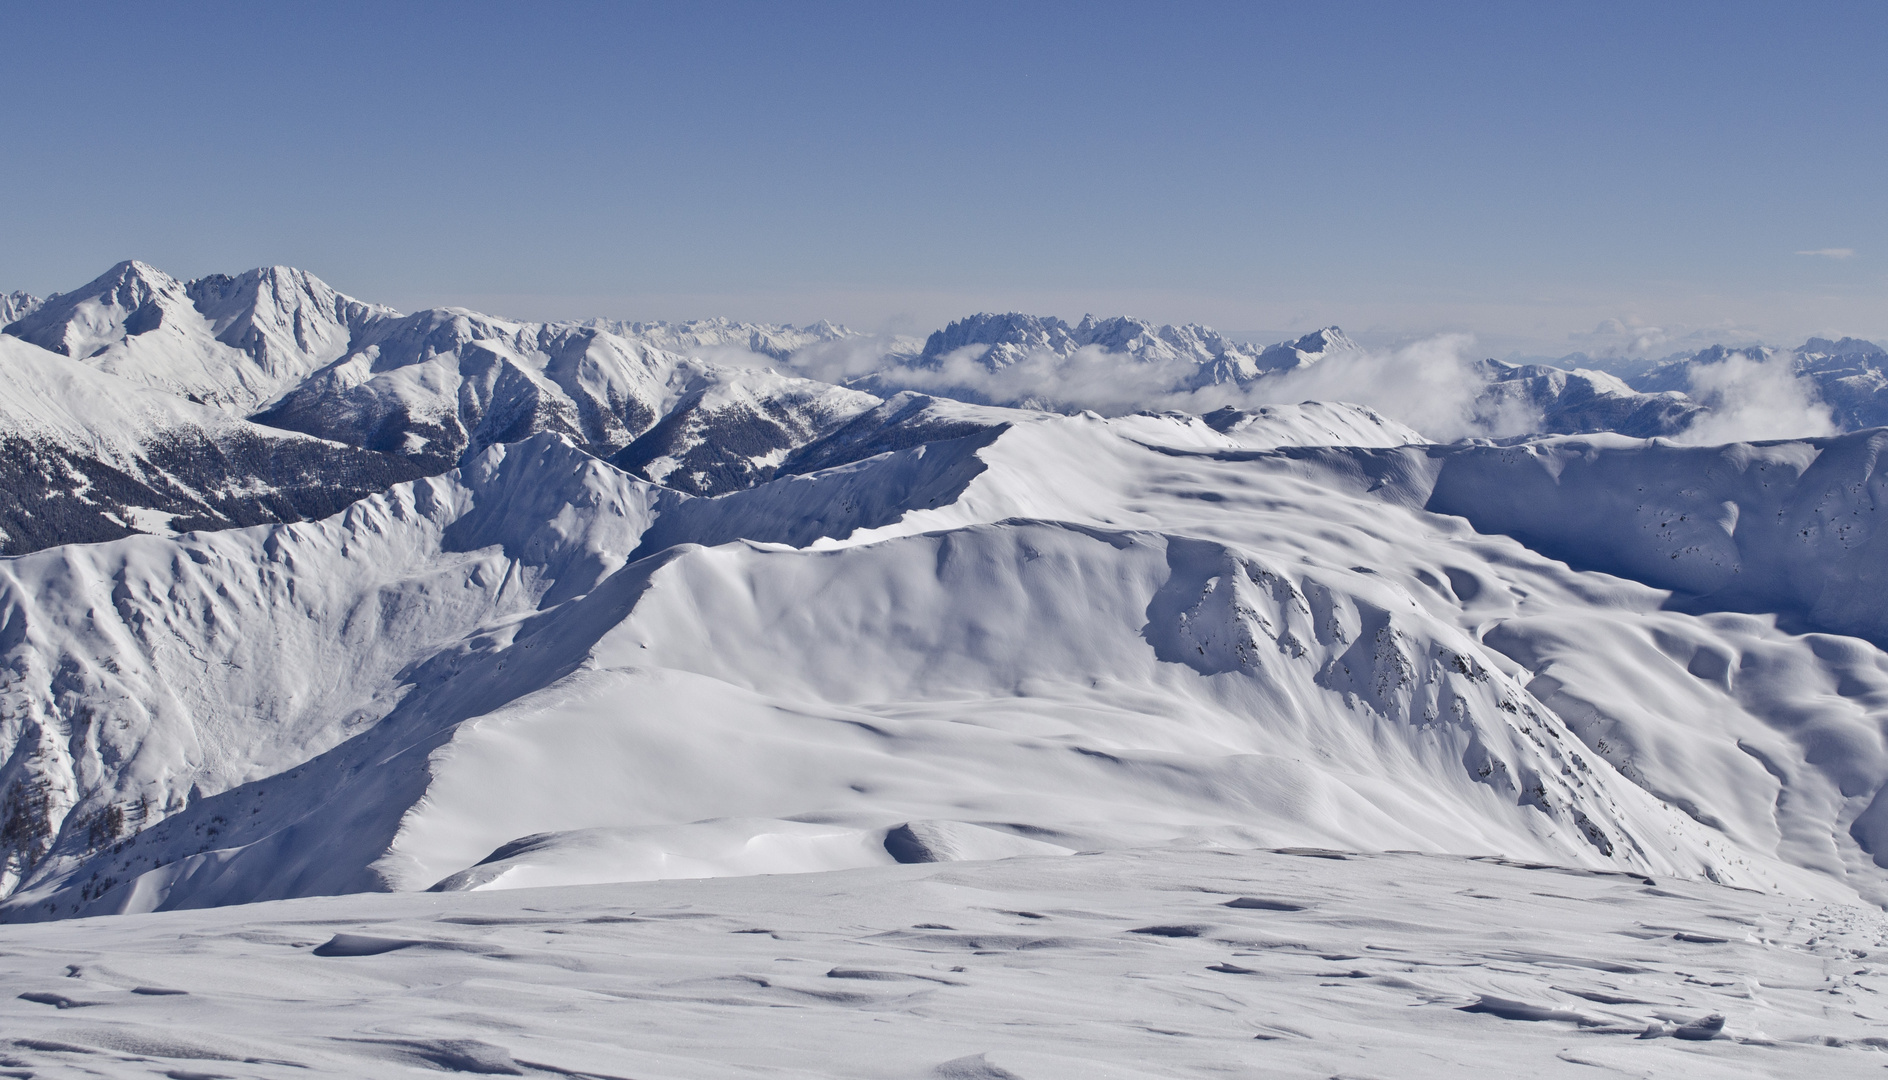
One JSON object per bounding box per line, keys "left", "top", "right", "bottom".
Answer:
{"left": 5, "top": 414, "right": 1887, "bottom": 918}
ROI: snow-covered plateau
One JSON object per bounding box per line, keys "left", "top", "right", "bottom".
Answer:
{"left": 5, "top": 261, "right": 1888, "bottom": 1074}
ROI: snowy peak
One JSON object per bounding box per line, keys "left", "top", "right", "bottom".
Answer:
{"left": 184, "top": 265, "right": 395, "bottom": 383}
{"left": 0, "top": 290, "right": 41, "bottom": 326}
{"left": 4, "top": 260, "right": 194, "bottom": 360}
{"left": 1607, "top": 336, "right": 1887, "bottom": 432}
{"left": 0, "top": 334, "right": 421, "bottom": 553}
{"left": 918, "top": 312, "right": 1079, "bottom": 367}
{"left": 1254, "top": 326, "right": 1354, "bottom": 370}
{"left": 257, "top": 306, "right": 672, "bottom": 469}
{"left": 3, "top": 260, "right": 394, "bottom": 413}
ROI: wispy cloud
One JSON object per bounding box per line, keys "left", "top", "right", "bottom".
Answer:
{"left": 1796, "top": 248, "right": 1857, "bottom": 259}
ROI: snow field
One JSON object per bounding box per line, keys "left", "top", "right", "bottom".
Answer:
{"left": 2, "top": 847, "right": 1886, "bottom": 1078}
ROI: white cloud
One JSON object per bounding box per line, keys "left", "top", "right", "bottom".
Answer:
{"left": 1796, "top": 248, "right": 1857, "bottom": 259}
{"left": 778, "top": 333, "right": 1536, "bottom": 443}
{"left": 1672, "top": 350, "right": 1836, "bottom": 445}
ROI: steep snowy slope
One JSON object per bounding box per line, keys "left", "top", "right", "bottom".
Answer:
{"left": 184, "top": 265, "right": 396, "bottom": 389}
{"left": 1790, "top": 336, "right": 1888, "bottom": 430}
{"left": 5, "top": 263, "right": 1746, "bottom": 493}
{"left": 775, "top": 394, "right": 1420, "bottom": 480}
{"left": 607, "top": 359, "right": 881, "bottom": 494}
{"left": 7, "top": 262, "right": 685, "bottom": 476}
{"left": 0, "top": 436, "right": 664, "bottom": 898}
{"left": 1416, "top": 431, "right": 1888, "bottom": 643}
{"left": 648, "top": 414, "right": 1888, "bottom": 904}
{"left": 0, "top": 335, "right": 420, "bottom": 555}
{"left": 10, "top": 409, "right": 1881, "bottom": 922}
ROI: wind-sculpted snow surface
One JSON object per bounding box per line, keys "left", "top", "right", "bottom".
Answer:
{"left": 11, "top": 261, "right": 1888, "bottom": 945}
{"left": 11, "top": 411, "right": 1886, "bottom": 922}
{"left": 4, "top": 847, "right": 1886, "bottom": 1078}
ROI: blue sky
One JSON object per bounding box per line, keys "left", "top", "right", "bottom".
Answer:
{"left": 1, "top": 1, "right": 1882, "bottom": 354}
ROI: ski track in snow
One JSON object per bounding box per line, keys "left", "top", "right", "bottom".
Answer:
{"left": 3, "top": 848, "right": 1887, "bottom": 1078}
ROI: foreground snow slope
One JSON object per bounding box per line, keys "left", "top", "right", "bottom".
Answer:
{"left": 3, "top": 847, "right": 1886, "bottom": 1078}
{"left": 12, "top": 406, "right": 1888, "bottom": 919}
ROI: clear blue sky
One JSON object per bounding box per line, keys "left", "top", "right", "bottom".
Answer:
{"left": 1, "top": 1, "right": 1882, "bottom": 354}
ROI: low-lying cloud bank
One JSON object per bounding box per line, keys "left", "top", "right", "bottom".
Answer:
{"left": 704, "top": 329, "right": 1844, "bottom": 447}
{"left": 783, "top": 334, "right": 1542, "bottom": 443}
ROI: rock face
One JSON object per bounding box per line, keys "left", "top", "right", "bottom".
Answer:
{"left": 8, "top": 259, "right": 1888, "bottom": 931}
{"left": 17, "top": 260, "right": 1864, "bottom": 511}
{"left": 1790, "top": 337, "right": 1888, "bottom": 431}
{"left": 5, "top": 263, "right": 885, "bottom": 486}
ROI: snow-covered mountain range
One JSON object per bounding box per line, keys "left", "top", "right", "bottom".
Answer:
{"left": 10, "top": 261, "right": 1880, "bottom": 532}
{"left": 4, "top": 258, "right": 1888, "bottom": 942}
{"left": 909, "top": 313, "right": 1345, "bottom": 380}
